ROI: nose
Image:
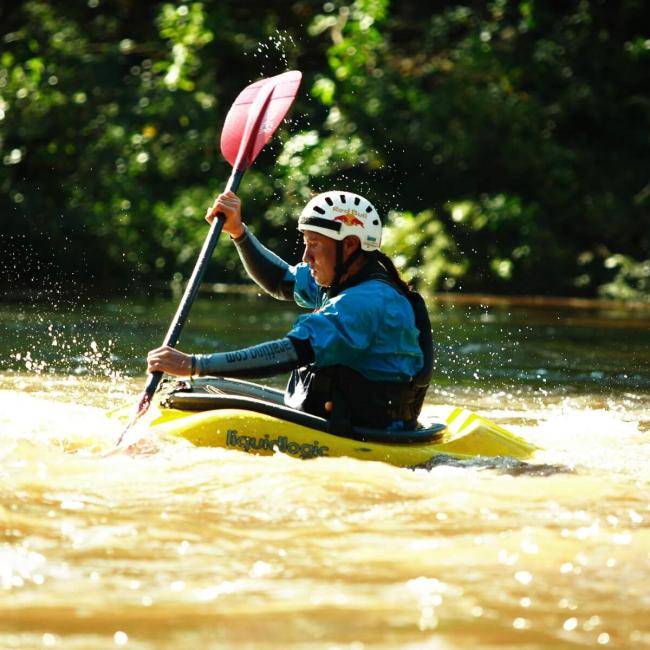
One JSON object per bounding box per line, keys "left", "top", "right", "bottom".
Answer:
{"left": 302, "top": 245, "right": 312, "bottom": 264}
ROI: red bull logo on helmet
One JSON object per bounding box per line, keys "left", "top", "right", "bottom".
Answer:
{"left": 333, "top": 212, "right": 365, "bottom": 227}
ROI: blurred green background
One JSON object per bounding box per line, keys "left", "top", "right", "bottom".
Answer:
{"left": 1, "top": 0, "right": 649, "bottom": 301}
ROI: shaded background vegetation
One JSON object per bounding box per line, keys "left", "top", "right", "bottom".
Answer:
{"left": 1, "top": 0, "right": 649, "bottom": 301}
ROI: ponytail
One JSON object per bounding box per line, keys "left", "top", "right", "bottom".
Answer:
{"left": 374, "top": 251, "right": 412, "bottom": 295}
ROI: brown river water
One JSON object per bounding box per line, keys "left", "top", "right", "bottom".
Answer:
{"left": 1, "top": 294, "right": 649, "bottom": 649}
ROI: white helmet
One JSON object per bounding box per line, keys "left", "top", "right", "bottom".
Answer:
{"left": 297, "top": 191, "right": 382, "bottom": 251}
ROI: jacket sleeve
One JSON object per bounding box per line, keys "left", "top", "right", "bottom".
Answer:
{"left": 232, "top": 226, "right": 296, "bottom": 301}
{"left": 194, "top": 336, "right": 314, "bottom": 379}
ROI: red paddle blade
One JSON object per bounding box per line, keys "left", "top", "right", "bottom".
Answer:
{"left": 220, "top": 70, "right": 302, "bottom": 171}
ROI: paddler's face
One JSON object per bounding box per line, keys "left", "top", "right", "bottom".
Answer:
{"left": 302, "top": 231, "right": 337, "bottom": 287}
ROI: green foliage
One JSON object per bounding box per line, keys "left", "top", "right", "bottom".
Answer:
{"left": 1, "top": 0, "right": 649, "bottom": 301}
{"left": 599, "top": 255, "right": 650, "bottom": 303}
{"left": 300, "top": 0, "right": 650, "bottom": 298}
{"left": 440, "top": 194, "right": 562, "bottom": 293}
{"left": 1, "top": 0, "right": 224, "bottom": 290}
{"left": 382, "top": 209, "right": 467, "bottom": 292}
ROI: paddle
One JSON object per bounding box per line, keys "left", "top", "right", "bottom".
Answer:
{"left": 117, "top": 70, "right": 302, "bottom": 445}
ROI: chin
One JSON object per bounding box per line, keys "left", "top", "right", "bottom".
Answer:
{"left": 311, "top": 267, "right": 332, "bottom": 287}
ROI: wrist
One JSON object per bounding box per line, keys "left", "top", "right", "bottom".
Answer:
{"left": 230, "top": 224, "right": 246, "bottom": 241}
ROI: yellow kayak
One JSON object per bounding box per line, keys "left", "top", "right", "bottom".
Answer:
{"left": 119, "top": 378, "right": 538, "bottom": 468}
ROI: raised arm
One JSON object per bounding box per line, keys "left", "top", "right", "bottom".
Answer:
{"left": 231, "top": 227, "right": 295, "bottom": 300}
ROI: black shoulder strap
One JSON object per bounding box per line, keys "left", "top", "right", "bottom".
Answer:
{"left": 405, "top": 290, "right": 433, "bottom": 387}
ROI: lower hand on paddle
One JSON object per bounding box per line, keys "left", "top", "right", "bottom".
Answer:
{"left": 205, "top": 191, "right": 244, "bottom": 238}
{"left": 147, "top": 345, "right": 192, "bottom": 377}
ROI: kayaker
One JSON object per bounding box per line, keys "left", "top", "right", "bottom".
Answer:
{"left": 147, "top": 191, "right": 433, "bottom": 432}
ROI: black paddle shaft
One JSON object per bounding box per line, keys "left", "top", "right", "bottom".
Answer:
{"left": 142, "top": 168, "right": 245, "bottom": 401}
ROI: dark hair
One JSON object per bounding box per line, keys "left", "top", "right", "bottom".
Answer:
{"left": 374, "top": 250, "right": 412, "bottom": 295}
